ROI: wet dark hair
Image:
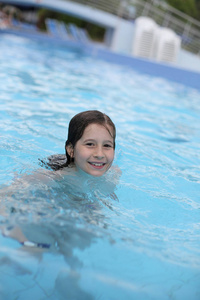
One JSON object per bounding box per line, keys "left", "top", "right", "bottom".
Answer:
{"left": 65, "top": 110, "right": 116, "bottom": 166}
{"left": 40, "top": 110, "right": 116, "bottom": 170}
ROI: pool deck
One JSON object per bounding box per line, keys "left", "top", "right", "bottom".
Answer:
{"left": 1, "top": 27, "right": 200, "bottom": 91}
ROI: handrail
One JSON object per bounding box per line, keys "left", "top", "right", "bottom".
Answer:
{"left": 64, "top": 0, "right": 200, "bottom": 54}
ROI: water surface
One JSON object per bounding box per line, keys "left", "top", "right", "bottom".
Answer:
{"left": 0, "top": 34, "right": 200, "bottom": 300}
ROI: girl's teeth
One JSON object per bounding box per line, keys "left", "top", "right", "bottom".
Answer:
{"left": 91, "top": 163, "right": 103, "bottom": 166}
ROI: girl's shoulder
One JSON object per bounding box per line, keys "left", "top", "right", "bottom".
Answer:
{"left": 39, "top": 154, "right": 67, "bottom": 171}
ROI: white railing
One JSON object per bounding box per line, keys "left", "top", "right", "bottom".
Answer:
{"left": 64, "top": 0, "right": 200, "bottom": 54}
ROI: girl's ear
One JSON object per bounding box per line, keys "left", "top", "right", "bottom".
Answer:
{"left": 66, "top": 143, "right": 74, "bottom": 158}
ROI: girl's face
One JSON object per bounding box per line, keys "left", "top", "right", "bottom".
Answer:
{"left": 72, "top": 123, "right": 115, "bottom": 177}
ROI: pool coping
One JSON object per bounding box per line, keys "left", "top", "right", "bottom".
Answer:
{"left": 1, "top": 28, "right": 200, "bottom": 91}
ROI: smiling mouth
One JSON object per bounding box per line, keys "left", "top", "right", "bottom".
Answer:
{"left": 88, "top": 162, "right": 106, "bottom": 168}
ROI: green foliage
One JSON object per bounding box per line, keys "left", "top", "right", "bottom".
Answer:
{"left": 166, "top": 0, "right": 199, "bottom": 20}
{"left": 195, "top": 0, "right": 200, "bottom": 18}
{"left": 37, "top": 8, "right": 105, "bottom": 41}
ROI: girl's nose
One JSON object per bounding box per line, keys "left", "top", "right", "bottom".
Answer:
{"left": 94, "top": 146, "right": 104, "bottom": 159}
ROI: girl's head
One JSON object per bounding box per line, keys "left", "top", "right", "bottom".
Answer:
{"left": 65, "top": 110, "right": 116, "bottom": 176}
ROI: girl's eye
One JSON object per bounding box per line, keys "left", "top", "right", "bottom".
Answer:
{"left": 104, "top": 144, "right": 112, "bottom": 148}
{"left": 86, "top": 143, "right": 95, "bottom": 146}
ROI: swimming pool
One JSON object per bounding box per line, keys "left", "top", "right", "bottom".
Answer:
{"left": 0, "top": 33, "right": 200, "bottom": 300}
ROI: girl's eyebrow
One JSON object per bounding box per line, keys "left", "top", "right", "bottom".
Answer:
{"left": 104, "top": 140, "right": 114, "bottom": 145}
{"left": 84, "top": 139, "right": 113, "bottom": 144}
{"left": 83, "top": 139, "right": 95, "bottom": 142}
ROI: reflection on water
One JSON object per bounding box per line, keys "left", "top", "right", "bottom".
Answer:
{"left": 0, "top": 34, "right": 200, "bottom": 300}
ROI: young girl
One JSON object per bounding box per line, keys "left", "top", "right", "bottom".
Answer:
{"left": 45, "top": 110, "right": 116, "bottom": 177}
{"left": 1, "top": 110, "right": 118, "bottom": 248}
{"left": 2, "top": 110, "right": 117, "bottom": 195}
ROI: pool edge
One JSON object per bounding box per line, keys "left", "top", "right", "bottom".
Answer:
{"left": 1, "top": 28, "right": 200, "bottom": 91}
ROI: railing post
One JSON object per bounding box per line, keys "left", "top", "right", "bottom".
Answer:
{"left": 141, "top": 1, "right": 151, "bottom": 17}
{"left": 162, "top": 13, "right": 171, "bottom": 28}
{"left": 183, "top": 22, "right": 192, "bottom": 37}
{"left": 117, "top": 0, "right": 127, "bottom": 18}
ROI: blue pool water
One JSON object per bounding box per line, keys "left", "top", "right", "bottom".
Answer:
{"left": 0, "top": 34, "right": 200, "bottom": 300}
